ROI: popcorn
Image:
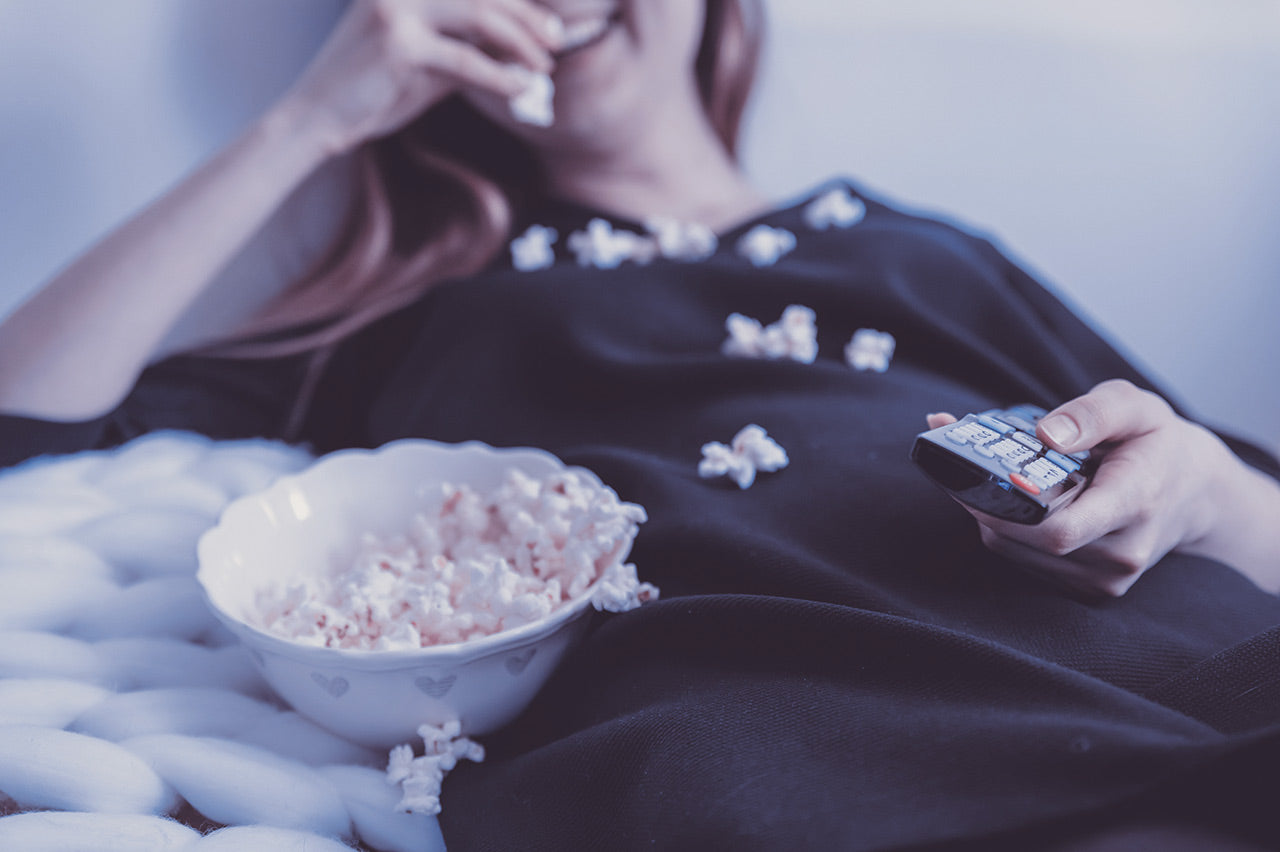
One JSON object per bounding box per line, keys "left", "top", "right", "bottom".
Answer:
{"left": 568, "top": 218, "right": 658, "bottom": 269}
{"left": 721, "top": 304, "right": 818, "bottom": 364}
{"left": 845, "top": 328, "right": 896, "bottom": 373}
{"left": 591, "top": 561, "right": 659, "bottom": 613}
{"left": 644, "top": 216, "right": 718, "bottom": 262}
{"left": 699, "top": 425, "right": 789, "bottom": 490}
{"left": 804, "top": 187, "right": 866, "bottom": 230}
{"left": 735, "top": 224, "right": 796, "bottom": 267}
{"left": 386, "top": 721, "right": 485, "bottom": 816}
{"left": 508, "top": 67, "right": 555, "bottom": 127}
{"left": 510, "top": 225, "right": 558, "bottom": 272}
{"left": 251, "top": 468, "right": 654, "bottom": 650}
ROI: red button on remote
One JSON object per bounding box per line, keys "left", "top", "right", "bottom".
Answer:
{"left": 1008, "top": 472, "right": 1041, "bottom": 495}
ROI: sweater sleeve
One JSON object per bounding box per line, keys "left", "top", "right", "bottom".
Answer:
{"left": 0, "top": 351, "right": 313, "bottom": 469}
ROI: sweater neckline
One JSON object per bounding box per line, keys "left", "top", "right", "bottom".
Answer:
{"left": 529, "top": 177, "right": 856, "bottom": 244}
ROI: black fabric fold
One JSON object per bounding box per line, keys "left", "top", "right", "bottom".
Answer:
{"left": 4, "top": 179, "right": 1279, "bottom": 849}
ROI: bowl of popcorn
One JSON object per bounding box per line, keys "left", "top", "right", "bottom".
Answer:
{"left": 196, "top": 439, "right": 655, "bottom": 750}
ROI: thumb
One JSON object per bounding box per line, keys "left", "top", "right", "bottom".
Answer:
{"left": 1037, "top": 379, "right": 1173, "bottom": 454}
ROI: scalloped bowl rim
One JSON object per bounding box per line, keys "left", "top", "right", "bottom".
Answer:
{"left": 196, "top": 438, "right": 628, "bottom": 669}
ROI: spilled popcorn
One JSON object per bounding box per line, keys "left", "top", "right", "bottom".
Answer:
{"left": 721, "top": 304, "right": 818, "bottom": 364}
{"left": 251, "top": 468, "right": 655, "bottom": 650}
{"left": 845, "top": 328, "right": 896, "bottom": 372}
{"left": 804, "top": 187, "right": 866, "bottom": 230}
{"left": 386, "top": 720, "right": 485, "bottom": 816}
{"left": 568, "top": 218, "right": 658, "bottom": 269}
{"left": 510, "top": 224, "right": 558, "bottom": 271}
{"left": 736, "top": 224, "right": 796, "bottom": 267}
{"left": 699, "top": 425, "right": 789, "bottom": 490}
{"left": 645, "top": 216, "right": 719, "bottom": 262}
{"left": 508, "top": 67, "right": 555, "bottom": 127}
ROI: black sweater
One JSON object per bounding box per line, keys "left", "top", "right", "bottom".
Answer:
{"left": 5, "top": 180, "right": 1280, "bottom": 850}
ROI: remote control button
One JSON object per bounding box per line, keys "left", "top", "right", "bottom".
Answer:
{"left": 1009, "top": 472, "right": 1041, "bottom": 495}
{"left": 1005, "top": 404, "right": 1048, "bottom": 421}
{"left": 1024, "top": 458, "right": 1068, "bottom": 488}
{"left": 1012, "top": 432, "right": 1043, "bottom": 452}
{"left": 973, "top": 442, "right": 996, "bottom": 458}
{"left": 945, "top": 428, "right": 970, "bottom": 444}
{"left": 991, "top": 439, "right": 1020, "bottom": 458}
{"left": 978, "top": 415, "right": 1015, "bottom": 434}
{"left": 1003, "top": 414, "right": 1038, "bottom": 433}
{"left": 1045, "top": 449, "right": 1081, "bottom": 473}
{"left": 968, "top": 425, "right": 999, "bottom": 446}
{"left": 992, "top": 441, "right": 1034, "bottom": 466}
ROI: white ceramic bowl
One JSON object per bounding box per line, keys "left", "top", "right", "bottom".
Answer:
{"left": 196, "top": 439, "right": 632, "bottom": 749}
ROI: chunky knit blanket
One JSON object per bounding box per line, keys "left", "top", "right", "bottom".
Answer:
{"left": 0, "top": 432, "right": 445, "bottom": 852}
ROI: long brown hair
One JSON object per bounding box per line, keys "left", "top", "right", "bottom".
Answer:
{"left": 205, "top": 0, "right": 765, "bottom": 361}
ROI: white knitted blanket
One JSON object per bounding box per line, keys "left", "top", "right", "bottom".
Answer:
{"left": 0, "top": 432, "right": 447, "bottom": 852}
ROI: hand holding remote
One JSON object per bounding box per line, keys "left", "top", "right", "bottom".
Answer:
{"left": 924, "top": 379, "right": 1275, "bottom": 598}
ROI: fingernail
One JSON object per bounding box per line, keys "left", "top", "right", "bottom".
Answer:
{"left": 1039, "top": 415, "right": 1079, "bottom": 449}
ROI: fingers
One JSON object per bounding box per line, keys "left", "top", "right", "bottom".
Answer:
{"left": 977, "top": 525, "right": 1144, "bottom": 598}
{"left": 491, "top": 0, "right": 566, "bottom": 52}
{"left": 408, "top": 34, "right": 536, "bottom": 97}
{"left": 1036, "top": 379, "right": 1173, "bottom": 454}
{"left": 427, "top": 0, "right": 561, "bottom": 68}
{"left": 925, "top": 412, "right": 958, "bottom": 430}
{"left": 965, "top": 451, "right": 1153, "bottom": 555}
{"left": 381, "top": 0, "right": 559, "bottom": 95}
{"left": 449, "top": 0, "right": 560, "bottom": 73}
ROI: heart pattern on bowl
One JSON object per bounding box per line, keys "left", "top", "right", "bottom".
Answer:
{"left": 311, "top": 672, "right": 349, "bottom": 698}
{"left": 414, "top": 674, "right": 457, "bottom": 698}
{"left": 505, "top": 647, "right": 537, "bottom": 676}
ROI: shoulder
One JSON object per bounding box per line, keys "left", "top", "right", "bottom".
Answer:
{"left": 764, "top": 176, "right": 1016, "bottom": 274}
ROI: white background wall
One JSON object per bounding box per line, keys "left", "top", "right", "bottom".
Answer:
{"left": 744, "top": 0, "right": 1280, "bottom": 455}
{"left": 1, "top": 0, "right": 1277, "bottom": 454}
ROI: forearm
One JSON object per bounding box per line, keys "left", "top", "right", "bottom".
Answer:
{"left": 0, "top": 103, "right": 332, "bottom": 421}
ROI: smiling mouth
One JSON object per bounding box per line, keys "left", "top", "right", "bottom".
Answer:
{"left": 554, "top": 11, "right": 622, "bottom": 58}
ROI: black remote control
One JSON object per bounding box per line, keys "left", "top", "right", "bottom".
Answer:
{"left": 910, "top": 404, "right": 1094, "bottom": 524}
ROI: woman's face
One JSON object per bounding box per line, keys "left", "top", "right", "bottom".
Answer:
{"left": 465, "top": 0, "right": 709, "bottom": 151}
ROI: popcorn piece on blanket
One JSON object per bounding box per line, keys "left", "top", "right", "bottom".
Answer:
{"left": 507, "top": 66, "right": 554, "bottom": 127}
{"left": 386, "top": 720, "right": 485, "bottom": 816}
{"left": 568, "top": 218, "right": 657, "bottom": 269}
{"left": 804, "top": 186, "right": 866, "bottom": 230}
{"left": 735, "top": 224, "right": 796, "bottom": 267}
{"left": 699, "top": 425, "right": 789, "bottom": 490}
{"left": 845, "top": 328, "right": 896, "bottom": 373}
{"left": 510, "top": 224, "right": 558, "bottom": 272}
{"left": 253, "top": 468, "right": 653, "bottom": 650}
{"left": 591, "top": 560, "right": 659, "bottom": 613}
{"left": 721, "top": 304, "right": 818, "bottom": 364}
{"left": 644, "top": 216, "right": 718, "bottom": 262}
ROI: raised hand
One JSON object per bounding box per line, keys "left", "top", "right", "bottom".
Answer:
{"left": 278, "top": 0, "right": 564, "bottom": 156}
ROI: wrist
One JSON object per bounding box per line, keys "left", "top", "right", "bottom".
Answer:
{"left": 1182, "top": 437, "right": 1280, "bottom": 592}
{"left": 257, "top": 97, "right": 353, "bottom": 172}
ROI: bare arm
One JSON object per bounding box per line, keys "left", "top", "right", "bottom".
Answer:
{"left": 930, "top": 380, "right": 1280, "bottom": 596}
{"left": 0, "top": 0, "right": 562, "bottom": 421}
{"left": 0, "top": 110, "right": 332, "bottom": 421}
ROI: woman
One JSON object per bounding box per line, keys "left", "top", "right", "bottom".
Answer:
{"left": 3, "top": 1, "right": 1280, "bottom": 848}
